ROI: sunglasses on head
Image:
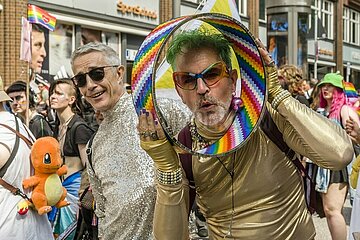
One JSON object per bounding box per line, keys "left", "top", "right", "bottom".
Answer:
{"left": 172, "top": 61, "right": 230, "bottom": 90}
{"left": 71, "top": 65, "right": 119, "bottom": 88}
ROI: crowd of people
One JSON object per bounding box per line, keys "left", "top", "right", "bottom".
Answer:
{"left": 0, "top": 17, "right": 360, "bottom": 240}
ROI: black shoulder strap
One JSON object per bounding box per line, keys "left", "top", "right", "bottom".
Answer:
{"left": 260, "top": 108, "right": 316, "bottom": 214}
{"left": 86, "top": 132, "right": 97, "bottom": 172}
{"left": 178, "top": 124, "right": 196, "bottom": 215}
{"left": 0, "top": 115, "right": 20, "bottom": 178}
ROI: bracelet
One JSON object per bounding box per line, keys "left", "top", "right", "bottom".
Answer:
{"left": 156, "top": 168, "right": 182, "bottom": 185}
{"left": 271, "top": 90, "right": 291, "bottom": 110}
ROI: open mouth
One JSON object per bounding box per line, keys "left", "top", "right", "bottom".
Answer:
{"left": 91, "top": 91, "right": 105, "bottom": 98}
{"left": 199, "top": 101, "right": 215, "bottom": 110}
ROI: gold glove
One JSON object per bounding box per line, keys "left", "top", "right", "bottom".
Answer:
{"left": 350, "top": 155, "right": 360, "bottom": 189}
{"left": 140, "top": 138, "right": 179, "bottom": 172}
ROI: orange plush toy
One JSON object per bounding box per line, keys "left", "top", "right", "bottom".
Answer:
{"left": 22, "top": 136, "right": 69, "bottom": 215}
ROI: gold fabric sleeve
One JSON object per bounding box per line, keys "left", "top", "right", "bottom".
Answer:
{"left": 153, "top": 173, "right": 190, "bottom": 240}
{"left": 140, "top": 138, "right": 179, "bottom": 171}
{"left": 273, "top": 97, "right": 354, "bottom": 170}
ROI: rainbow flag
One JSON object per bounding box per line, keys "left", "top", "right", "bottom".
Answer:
{"left": 343, "top": 81, "right": 358, "bottom": 104}
{"left": 27, "top": 4, "right": 56, "bottom": 31}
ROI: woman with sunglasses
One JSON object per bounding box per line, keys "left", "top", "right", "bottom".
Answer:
{"left": 48, "top": 79, "right": 94, "bottom": 240}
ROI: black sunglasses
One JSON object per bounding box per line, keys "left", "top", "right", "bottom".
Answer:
{"left": 71, "top": 65, "right": 119, "bottom": 87}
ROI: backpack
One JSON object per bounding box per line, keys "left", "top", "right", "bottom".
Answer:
{"left": 178, "top": 108, "right": 316, "bottom": 215}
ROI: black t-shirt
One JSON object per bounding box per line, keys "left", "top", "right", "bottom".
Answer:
{"left": 62, "top": 114, "right": 94, "bottom": 157}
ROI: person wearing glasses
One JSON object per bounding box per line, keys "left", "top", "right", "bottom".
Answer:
{"left": 47, "top": 79, "right": 94, "bottom": 239}
{"left": 70, "top": 42, "right": 189, "bottom": 239}
{"left": 137, "top": 29, "right": 354, "bottom": 239}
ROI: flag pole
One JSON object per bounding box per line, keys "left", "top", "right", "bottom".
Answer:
{"left": 26, "top": 21, "right": 33, "bottom": 127}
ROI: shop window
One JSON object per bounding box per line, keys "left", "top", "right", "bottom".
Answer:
{"left": 48, "top": 23, "right": 73, "bottom": 79}
{"left": 267, "top": 13, "right": 289, "bottom": 67}
{"left": 81, "top": 27, "right": 119, "bottom": 54}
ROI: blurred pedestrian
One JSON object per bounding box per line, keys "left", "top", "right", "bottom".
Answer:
{"left": 278, "top": 64, "right": 309, "bottom": 107}
{"left": 0, "top": 75, "right": 53, "bottom": 239}
{"left": 48, "top": 79, "right": 94, "bottom": 239}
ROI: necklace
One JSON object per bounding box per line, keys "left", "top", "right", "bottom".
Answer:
{"left": 189, "top": 120, "right": 210, "bottom": 149}
{"left": 190, "top": 120, "right": 236, "bottom": 237}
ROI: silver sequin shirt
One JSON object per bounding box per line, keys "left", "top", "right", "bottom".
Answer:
{"left": 87, "top": 92, "right": 190, "bottom": 239}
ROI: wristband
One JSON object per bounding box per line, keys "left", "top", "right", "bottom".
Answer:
{"left": 156, "top": 168, "right": 182, "bottom": 185}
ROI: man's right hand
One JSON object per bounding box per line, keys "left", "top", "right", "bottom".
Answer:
{"left": 137, "top": 109, "right": 179, "bottom": 172}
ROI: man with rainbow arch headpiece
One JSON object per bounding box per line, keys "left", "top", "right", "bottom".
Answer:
{"left": 137, "top": 29, "right": 354, "bottom": 239}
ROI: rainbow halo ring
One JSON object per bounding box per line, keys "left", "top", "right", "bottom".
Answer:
{"left": 131, "top": 13, "right": 267, "bottom": 157}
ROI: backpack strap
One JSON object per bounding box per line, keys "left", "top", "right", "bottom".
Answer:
{"left": 178, "top": 124, "right": 196, "bottom": 215}
{"left": 260, "top": 108, "right": 316, "bottom": 214}
{"left": 86, "top": 133, "right": 97, "bottom": 172}
{"left": 0, "top": 115, "right": 21, "bottom": 178}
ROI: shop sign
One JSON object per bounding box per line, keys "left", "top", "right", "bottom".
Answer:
{"left": 117, "top": 1, "right": 157, "bottom": 20}
{"left": 352, "top": 52, "right": 360, "bottom": 61}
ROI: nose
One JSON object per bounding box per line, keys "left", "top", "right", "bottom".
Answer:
{"left": 196, "top": 77, "right": 209, "bottom": 94}
{"left": 40, "top": 46, "right": 46, "bottom": 58}
{"left": 85, "top": 74, "right": 97, "bottom": 90}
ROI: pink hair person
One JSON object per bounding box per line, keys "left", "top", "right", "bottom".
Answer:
{"left": 319, "top": 86, "right": 354, "bottom": 121}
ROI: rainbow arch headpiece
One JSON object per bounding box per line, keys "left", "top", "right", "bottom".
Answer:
{"left": 131, "top": 13, "right": 267, "bottom": 157}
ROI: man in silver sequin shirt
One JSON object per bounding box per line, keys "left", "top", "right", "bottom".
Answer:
{"left": 70, "top": 42, "right": 189, "bottom": 239}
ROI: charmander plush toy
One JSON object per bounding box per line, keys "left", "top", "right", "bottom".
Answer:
{"left": 22, "top": 136, "right": 69, "bottom": 215}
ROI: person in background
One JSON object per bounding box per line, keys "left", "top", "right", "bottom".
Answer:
{"left": 6, "top": 80, "right": 52, "bottom": 138}
{"left": 30, "top": 24, "right": 47, "bottom": 75}
{"left": 48, "top": 79, "right": 94, "bottom": 239}
{"left": 314, "top": 73, "right": 360, "bottom": 240}
{"left": 70, "top": 42, "right": 189, "bottom": 239}
{"left": 0, "top": 75, "right": 53, "bottom": 239}
{"left": 137, "top": 29, "right": 353, "bottom": 239}
{"left": 278, "top": 64, "right": 309, "bottom": 107}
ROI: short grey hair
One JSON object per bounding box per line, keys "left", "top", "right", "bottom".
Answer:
{"left": 70, "top": 42, "right": 121, "bottom": 67}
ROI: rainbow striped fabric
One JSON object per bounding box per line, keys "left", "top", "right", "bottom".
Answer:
{"left": 343, "top": 81, "right": 358, "bottom": 104}
{"left": 27, "top": 4, "right": 56, "bottom": 31}
{"left": 131, "top": 13, "right": 266, "bottom": 156}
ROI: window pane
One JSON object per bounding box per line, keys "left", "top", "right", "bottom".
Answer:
{"left": 49, "top": 23, "right": 73, "bottom": 78}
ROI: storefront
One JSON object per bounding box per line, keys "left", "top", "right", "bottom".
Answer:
{"left": 307, "top": 39, "right": 336, "bottom": 81}
{"left": 29, "top": 0, "right": 159, "bottom": 85}
{"left": 343, "top": 44, "right": 360, "bottom": 89}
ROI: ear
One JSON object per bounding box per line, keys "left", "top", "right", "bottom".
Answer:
{"left": 68, "top": 95, "right": 76, "bottom": 105}
{"left": 116, "top": 65, "right": 125, "bottom": 84}
{"left": 230, "top": 69, "right": 238, "bottom": 92}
